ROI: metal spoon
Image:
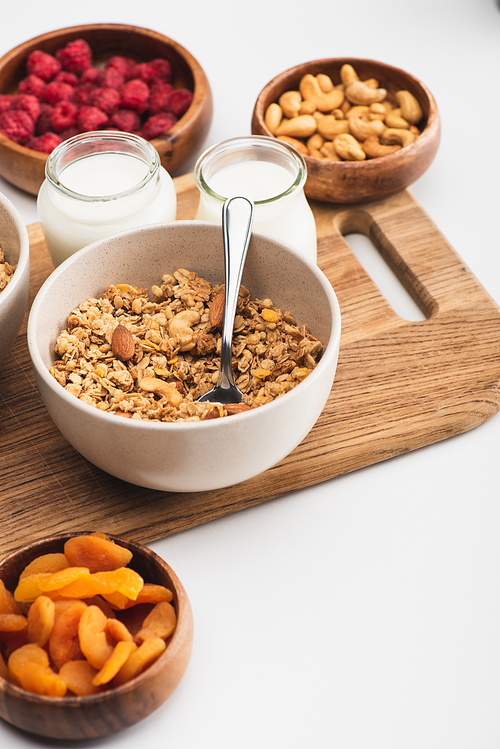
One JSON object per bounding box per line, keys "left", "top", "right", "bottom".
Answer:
{"left": 198, "top": 195, "right": 254, "bottom": 405}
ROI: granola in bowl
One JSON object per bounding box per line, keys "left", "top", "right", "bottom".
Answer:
{"left": 50, "top": 268, "right": 324, "bottom": 422}
{"left": 0, "top": 246, "right": 14, "bottom": 292}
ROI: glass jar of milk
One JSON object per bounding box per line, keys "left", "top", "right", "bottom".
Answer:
{"left": 37, "top": 131, "right": 177, "bottom": 267}
{"left": 194, "top": 136, "right": 317, "bottom": 264}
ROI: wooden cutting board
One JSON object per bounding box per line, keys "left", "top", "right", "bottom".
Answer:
{"left": 1, "top": 173, "right": 500, "bottom": 558}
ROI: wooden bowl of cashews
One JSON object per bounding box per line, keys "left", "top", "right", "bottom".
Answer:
{"left": 0, "top": 532, "right": 193, "bottom": 740}
{"left": 251, "top": 57, "right": 440, "bottom": 204}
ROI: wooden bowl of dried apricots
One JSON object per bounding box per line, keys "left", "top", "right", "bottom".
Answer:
{"left": 0, "top": 531, "right": 193, "bottom": 740}
{"left": 251, "top": 57, "right": 440, "bottom": 204}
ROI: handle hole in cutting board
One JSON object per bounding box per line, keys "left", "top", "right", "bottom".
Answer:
{"left": 344, "top": 233, "right": 427, "bottom": 322}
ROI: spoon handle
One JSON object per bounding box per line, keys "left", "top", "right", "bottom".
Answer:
{"left": 219, "top": 196, "right": 254, "bottom": 388}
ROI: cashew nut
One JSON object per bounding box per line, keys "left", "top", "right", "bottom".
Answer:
{"left": 362, "top": 136, "right": 402, "bottom": 159}
{"left": 138, "top": 377, "right": 183, "bottom": 408}
{"left": 395, "top": 90, "right": 423, "bottom": 125}
{"left": 276, "top": 135, "right": 309, "bottom": 156}
{"left": 333, "top": 133, "right": 366, "bottom": 161}
{"left": 345, "top": 80, "right": 387, "bottom": 106}
{"left": 299, "top": 74, "right": 344, "bottom": 112}
{"left": 317, "top": 115, "right": 350, "bottom": 140}
{"left": 381, "top": 127, "right": 417, "bottom": 148}
{"left": 307, "top": 133, "right": 325, "bottom": 151}
{"left": 264, "top": 102, "right": 282, "bottom": 135}
{"left": 384, "top": 107, "right": 410, "bottom": 129}
{"left": 279, "top": 90, "right": 302, "bottom": 119}
{"left": 348, "top": 113, "right": 385, "bottom": 142}
{"left": 168, "top": 309, "right": 201, "bottom": 352}
{"left": 275, "top": 114, "right": 317, "bottom": 139}
{"left": 317, "top": 73, "right": 334, "bottom": 93}
{"left": 340, "top": 64, "right": 359, "bottom": 86}
{"left": 299, "top": 100, "right": 317, "bottom": 115}
{"left": 320, "top": 141, "right": 342, "bottom": 161}
{"left": 345, "top": 105, "right": 370, "bottom": 119}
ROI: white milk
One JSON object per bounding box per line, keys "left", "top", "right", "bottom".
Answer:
{"left": 194, "top": 137, "right": 317, "bottom": 264}
{"left": 37, "top": 133, "right": 177, "bottom": 268}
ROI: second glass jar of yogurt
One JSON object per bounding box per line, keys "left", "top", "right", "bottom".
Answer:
{"left": 194, "top": 136, "right": 317, "bottom": 264}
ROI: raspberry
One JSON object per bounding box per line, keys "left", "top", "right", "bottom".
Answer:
{"left": 56, "top": 39, "right": 92, "bottom": 74}
{"left": 108, "top": 108, "right": 141, "bottom": 133}
{"left": 148, "top": 82, "right": 173, "bottom": 115}
{"left": 80, "top": 67, "right": 100, "bottom": 84}
{"left": 88, "top": 87, "right": 121, "bottom": 115}
{"left": 136, "top": 58, "right": 172, "bottom": 85}
{"left": 0, "top": 110, "right": 35, "bottom": 144}
{"left": 120, "top": 79, "right": 149, "bottom": 113}
{"left": 73, "top": 82, "right": 96, "bottom": 107}
{"left": 0, "top": 95, "right": 14, "bottom": 114}
{"left": 30, "top": 132, "right": 62, "bottom": 153}
{"left": 164, "top": 88, "right": 193, "bottom": 117}
{"left": 10, "top": 94, "right": 41, "bottom": 121}
{"left": 18, "top": 74, "right": 45, "bottom": 98}
{"left": 43, "top": 81, "right": 74, "bottom": 105}
{"left": 106, "top": 56, "right": 137, "bottom": 81}
{"left": 99, "top": 66, "right": 125, "bottom": 89}
{"left": 50, "top": 100, "right": 78, "bottom": 132}
{"left": 54, "top": 71, "right": 79, "bottom": 87}
{"left": 142, "top": 111, "right": 177, "bottom": 140}
{"left": 26, "top": 50, "right": 61, "bottom": 81}
{"left": 77, "top": 105, "right": 108, "bottom": 131}
{"left": 35, "top": 103, "right": 55, "bottom": 135}
{"left": 58, "top": 126, "right": 79, "bottom": 141}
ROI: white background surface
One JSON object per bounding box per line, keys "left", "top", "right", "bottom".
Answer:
{"left": 1, "top": 1, "right": 500, "bottom": 747}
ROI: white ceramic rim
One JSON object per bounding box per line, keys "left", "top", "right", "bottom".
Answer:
{"left": 0, "top": 192, "right": 30, "bottom": 305}
{"left": 27, "top": 220, "right": 341, "bottom": 435}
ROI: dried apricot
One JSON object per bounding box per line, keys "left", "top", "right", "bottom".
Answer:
{"left": 135, "top": 601, "right": 177, "bottom": 643}
{"left": 8, "top": 643, "right": 66, "bottom": 696}
{"left": 19, "top": 553, "right": 69, "bottom": 580}
{"left": 39, "top": 566, "right": 90, "bottom": 593}
{"left": 106, "top": 618, "right": 134, "bottom": 642}
{"left": 0, "top": 650, "right": 8, "bottom": 680}
{"left": 49, "top": 602, "right": 86, "bottom": 670}
{"left": 0, "top": 613, "right": 27, "bottom": 633}
{"left": 78, "top": 605, "right": 114, "bottom": 669}
{"left": 59, "top": 660, "right": 102, "bottom": 696}
{"left": 64, "top": 533, "right": 133, "bottom": 573}
{"left": 126, "top": 583, "right": 173, "bottom": 607}
{"left": 14, "top": 573, "right": 52, "bottom": 602}
{"left": 0, "top": 579, "right": 22, "bottom": 614}
{"left": 27, "top": 595, "right": 55, "bottom": 647}
{"left": 92, "top": 640, "right": 137, "bottom": 686}
{"left": 113, "top": 637, "right": 166, "bottom": 686}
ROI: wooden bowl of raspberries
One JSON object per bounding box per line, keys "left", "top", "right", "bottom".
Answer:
{"left": 251, "top": 57, "right": 440, "bottom": 204}
{"left": 0, "top": 531, "right": 193, "bottom": 739}
{"left": 0, "top": 24, "right": 213, "bottom": 195}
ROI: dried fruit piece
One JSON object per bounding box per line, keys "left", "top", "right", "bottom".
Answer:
{"left": 114, "top": 637, "right": 166, "bottom": 686}
{"left": 0, "top": 613, "right": 27, "bottom": 633}
{"left": 27, "top": 595, "right": 55, "bottom": 647}
{"left": 39, "top": 566, "right": 91, "bottom": 593}
{"left": 19, "top": 552, "right": 69, "bottom": 580}
{"left": 14, "top": 573, "right": 52, "bottom": 603}
{"left": 135, "top": 601, "right": 177, "bottom": 643}
{"left": 59, "top": 660, "right": 102, "bottom": 695}
{"left": 64, "top": 533, "right": 133, "bottom": 573}
{"left": 106, "top": 618, "right": 134, "bottom": 642}
{"left": 92, "top": 640, "right": 138, "bottom": 686}
{"left": 8, "top": 643, "right": 67, "bottom": 696}
{"left": 0, "top": 579, "right": 22, "bottom": 614}
{"left": 49, "top": 602, "right": 87, "bottom": 669}
{"left": 78, "top": 605, "right": 114, "bottom": 669}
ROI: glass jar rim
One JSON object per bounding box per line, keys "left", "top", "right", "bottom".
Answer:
{"left": 194, "top": 135, "right": 307, "bottom": 206}
{"left": 45, "top": 131, "right": 160, "bottom": 203}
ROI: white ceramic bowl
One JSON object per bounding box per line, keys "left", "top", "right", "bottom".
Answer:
{"left": 27, "top": 221, "right": 341, "bottom": 492}
{"left": 0, "top": 192, "right": 30, "bottom": 366}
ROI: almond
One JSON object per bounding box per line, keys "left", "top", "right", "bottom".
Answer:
{"left": 209, "top": 292, "right": 225, "bottom": 328}
{"left": 224, "top": 403, "right": 252, "bottom": 416}
{"left": 202, "top": 406, "right": 221, "bottom": 420}
{"left": 111, "top": 324, "right": 135, "bottom": 362}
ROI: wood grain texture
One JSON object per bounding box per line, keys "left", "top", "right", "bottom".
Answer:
{"left": 1, "top": 172, "right": 499, "bottom": 559}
